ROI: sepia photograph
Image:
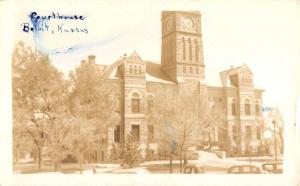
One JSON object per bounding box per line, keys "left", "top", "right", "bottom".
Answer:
{"left": 1, "top": 0, "right": 300, "bottom": 185}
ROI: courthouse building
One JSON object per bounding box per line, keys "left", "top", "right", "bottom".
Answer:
{"left": 82, "top": 11, "right": 264, "bottom": 159}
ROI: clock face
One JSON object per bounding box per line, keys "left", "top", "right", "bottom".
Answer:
{"left": 181, "top": 17, "right": 196, "bottom": 32}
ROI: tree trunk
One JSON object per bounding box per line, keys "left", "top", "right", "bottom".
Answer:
{"left": 179, "top": 150, "right": 182, "bottom": 173}
{"left": 38, "top": 147, "right": 42, "bottom": 170}
{"left": 169, "top": 154, "right": 173, "bottom": 174}
{"left": 79, "top": 151, "right": 83, "bottom": 174}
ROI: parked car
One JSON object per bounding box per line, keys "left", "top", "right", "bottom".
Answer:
{"left": 111, "top": 168, "right": 150, "bottom": 174}
{"left": 227, "top": 165, "right": 267, "bottom": 174}
{"left": 183, "top": 164, "right": 205, "bottom": 174}
{"left": 262, "top": 162, "right": 283, "bottom": 174}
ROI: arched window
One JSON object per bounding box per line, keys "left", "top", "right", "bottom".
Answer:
{"left": 129, "top": 65, "right": 133, "bottom": 74}
{"left": 182, "top": 37, "right": 186, "bottom": 60}
{"left": 134, "top": 66, "right": 137, "bottom": 74}
{"left": 194, "top": 39, "right": 199, "bottom": 62}
{"left": 231, "top": 99, "right": 236, "bottom": 116}
{"left": 188, "top": 38, "right": 192, "bottom": 61}
{"left": 132, "top": 93, "right": 140, "bottom": 113}
{"left": 244, "top": 98, "right": 251, "bottom": 115}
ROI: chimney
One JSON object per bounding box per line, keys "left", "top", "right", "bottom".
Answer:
{"left": 88, "top": 55, "right": 96, "bottom": 64}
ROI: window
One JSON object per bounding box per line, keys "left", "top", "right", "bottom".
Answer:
{"left": 246, "top": 126, "right": 252, "bottom": 141}
{"left": 129, "top": 65, "right": 133, "bottom": 74}
{"left": 196, "top": 67, "right": 199, "bottom": 74}
{"left": 190, "top": 67, "right": 193, "bottom": 74}
{"left": 138, "top": 66, "right": 142, "bottom": 75}
{"left": 182, "top": 37, "right": 186, "bottom": 60}
{"left": 132, "top": 93, "right": 140, "bottom": 113}
{"left": 188, "top": 38, "right": 192, "bottom": 61}
{"left": 244, "top": 98, "right": 251, "bottom": 115}
{"left": 256, "top": 127, "right": 261, "bottom": 140}
{"left": 132, "top": 125, "right": 140, "bottom": 141}
{"left": 231, "top": 99, "right": 236, "bottom": 116}
{"left": 194, "top": 39, "right": 199, "bottom": 61}
{"left": 183, "top": 66, "right": 186, "bottom": 73}
{"left": 148, "top": 125, "right": 154, "bottom": 142}
{"left": 255, "top": 102, "right": 260, "bottom": 116}
{"left": 114, "top": 125, "right": 120, "bottom": 143}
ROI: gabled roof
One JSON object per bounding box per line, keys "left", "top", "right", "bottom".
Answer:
{"left": 96, "top": 51, "right": 174, "bottom": 84}
{"left": 219, "top": 64, "right": 253, "bottom": 87}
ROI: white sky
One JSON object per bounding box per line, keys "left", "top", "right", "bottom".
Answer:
{"left": 9, "top": 0, "right": 300, "bottom": 123}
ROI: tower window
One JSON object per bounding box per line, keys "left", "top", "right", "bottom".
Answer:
{"left": 188, "top": 38, "right": 192, "bottom": 61}
{"left": 132, "top": 93, "right": 140, "bottom": 113}
{"left": 194, "top": 39, "right": 199, "bottom": 62}
{"left": 244, "top": 98, "right": 251, "bottom": 116}
{"left": 182, "top": 37, "right": 186, "bottom": 60}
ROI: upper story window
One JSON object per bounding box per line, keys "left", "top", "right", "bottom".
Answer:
{"left": 231, "top": 99, "right": 236, "bottom": 116}
{"left": 244, "top": 98, "right": 251, "bottom": 116}
{"left": 129, "top": 65, "right": 133, "bottom": 74}
{"left": 190, "top": 66, "right": 193, "bottom": 74}
{"left": 194, "top": 39, "right": 199, "bottom": 61}
{"left": 132, "top": 93, "right": 140, "bottom": 113}
{"left": 183, "top": 66, "right": 186, "bottom": 73}
{"left": 138, "top": 66, "right": 142, "bottom": 75}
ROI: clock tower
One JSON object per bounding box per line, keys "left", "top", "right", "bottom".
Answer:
{"left": 161, "top": 11, "right": 205, "bottom": 82}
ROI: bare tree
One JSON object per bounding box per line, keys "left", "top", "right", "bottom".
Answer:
{"left": 146, "top": 83, "right": 226, "bottom": 173}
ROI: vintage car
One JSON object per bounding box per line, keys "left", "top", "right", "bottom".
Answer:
{"left": 227, "top": 165, "right": 267, "bottom": 174}
{"left": 262, "top": 162, "right": 283, "bottom": 174}
{"left": 183, "top": 164, "right": 205, "bottom": 174}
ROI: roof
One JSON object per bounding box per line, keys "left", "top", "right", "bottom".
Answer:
{"left": 96, "top": 52, "right": 174, "bottom": 84}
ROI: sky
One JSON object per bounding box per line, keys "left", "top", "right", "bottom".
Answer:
{"left": 9, "top": 0, "right": 300, "bottom": 123}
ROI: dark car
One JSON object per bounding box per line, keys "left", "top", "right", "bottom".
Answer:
{"left": 227, "top": 165, "right": 267, "bottom": 174}
{"left": 183, "top": 164, "right": 205, "bottom": 174}
{"left": 262, "top": 162, "right": 283, "bottom": 174}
